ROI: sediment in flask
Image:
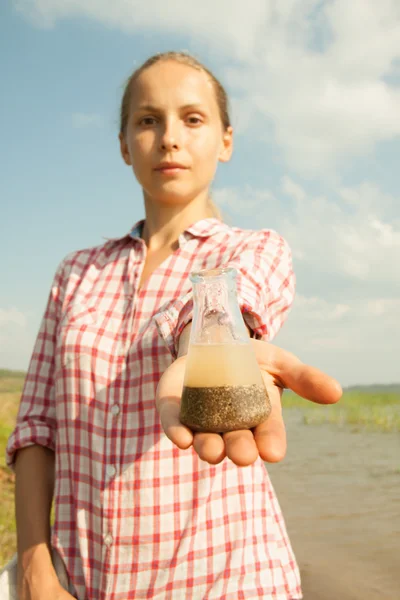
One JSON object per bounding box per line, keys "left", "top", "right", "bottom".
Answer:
{"left": 180, "top": 383, "right": 271, "bottom": 433}
{"left": 179, "top": 343, "right": 271, "bottom": 433}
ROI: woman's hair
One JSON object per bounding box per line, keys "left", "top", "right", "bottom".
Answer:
{"left": 119, "top": 51, "right": 231, "bottom": 221}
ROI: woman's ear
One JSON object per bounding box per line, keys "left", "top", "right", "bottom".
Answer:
{"left": 219, "top": 126, "right": 233, "bottom": 164}
{"left": 119, "top": 132, "right": 132, "bottom": 166}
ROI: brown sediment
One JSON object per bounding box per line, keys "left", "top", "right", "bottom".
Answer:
{"left": 180, "top": 384, "right": 271, "bottom": 433}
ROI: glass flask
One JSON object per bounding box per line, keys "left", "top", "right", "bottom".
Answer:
{"left": 180, "top": 267, "right": 271, "bottom": 433}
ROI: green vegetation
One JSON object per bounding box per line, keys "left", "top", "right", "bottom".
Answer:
{"left": 0, "top": 369, "right": 399, "bottom": 568}
{"left": 0, "top": 370, "right": 21, "bottom": 568}
{"left": 283, "top": 389, "right": 400, "bottom": 432}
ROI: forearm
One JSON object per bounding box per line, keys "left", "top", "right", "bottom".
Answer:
{"left": 14, "top": 445, "right": 57, "bottom": 582}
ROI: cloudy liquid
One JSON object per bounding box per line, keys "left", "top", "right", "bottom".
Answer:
{"left": 180, "top": 343, "right": 271, "bottom": 433}
{"left": 183, "top": 343, "right": 265, "bottom": 387}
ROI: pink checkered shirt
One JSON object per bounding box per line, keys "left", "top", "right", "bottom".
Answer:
{"left": 7, "top": 217, "right": 302, "bottom": 599}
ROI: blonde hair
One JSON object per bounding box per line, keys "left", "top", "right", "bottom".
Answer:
{"left": 120, "top": 51, "right": 231, "bottom": 221}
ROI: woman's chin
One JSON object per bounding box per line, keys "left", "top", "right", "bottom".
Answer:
{"left": 146, "top": 186, "right": 201, "bottom": 207}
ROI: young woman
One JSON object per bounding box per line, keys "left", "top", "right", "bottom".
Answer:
{"left": 2, "top": 52, "right": 341, "bottom": 600}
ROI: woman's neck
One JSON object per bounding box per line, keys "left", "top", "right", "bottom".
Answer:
{"left": 141, "top": 192, "right": 215, "bottom": 251}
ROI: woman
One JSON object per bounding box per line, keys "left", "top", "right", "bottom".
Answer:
{"left": 2, "top": 52, "right": 341, "bottom": 600}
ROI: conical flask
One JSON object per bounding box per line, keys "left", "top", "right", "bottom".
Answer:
{"left": 180, "top": 267, "right": 271, "bottom": 433}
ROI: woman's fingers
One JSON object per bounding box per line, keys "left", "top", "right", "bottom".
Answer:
{"left": 158, "top": 397, "right": 193, "bottom": 449}
{"left": 158, "top": 395, "right": 259, "bottom": 466}
{"left": 253, "top": 381, "right": 286, "bottom": 463}
{"left": 222, "top": 429, "right": 259, "bottom": 466}
{"left": 251, "top": 339, "right": 342, "bottom": 405}
{"left": 193, "top": 432, "right": 226, "bottom": 464}
{"left": 289, "top": 362, "right": 342, "bottom": 404}
{"left": 156, "top": 357, "right": 193, "bottom": 449}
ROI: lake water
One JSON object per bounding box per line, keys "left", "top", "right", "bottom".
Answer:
{"left": 267, "top": 410, "right": 400, "bottom": 600}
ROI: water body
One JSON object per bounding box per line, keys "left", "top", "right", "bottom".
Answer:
{"left": 267, "top": 410, "right": 400, "bottom": 600}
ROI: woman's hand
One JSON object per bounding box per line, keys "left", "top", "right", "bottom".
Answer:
{"left": 49, "top": 588, "right": 76, "bottom": 600}
{"left": 17, "top": 556, "right": 75, "bottom": 600}
{"left": 18, "top": 580, "right": 76, "bottom": 600}
{"left": 156, "top": 339, "right": 342, "bottom": 467}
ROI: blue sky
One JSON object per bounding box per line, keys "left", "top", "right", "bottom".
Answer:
{"left": 1, "top": 0, "right": 399, "bottom": 385}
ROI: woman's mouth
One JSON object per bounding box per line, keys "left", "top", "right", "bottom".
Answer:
{"left": 156, "top": 167, "right": 187, "bottom": 175}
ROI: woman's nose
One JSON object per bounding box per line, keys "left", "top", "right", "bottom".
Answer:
{"left": 159, "top": 119, "right": 181, "bottom": 151}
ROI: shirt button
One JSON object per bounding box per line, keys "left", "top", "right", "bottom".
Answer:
{"left": 111, "top": 404, "right": 120, "bottom": 416}
{"left": 106, "top": 465, "right": 117, "bottom": 479}
{"left": 104, "top": 533, "right": 113, "bottom": 547}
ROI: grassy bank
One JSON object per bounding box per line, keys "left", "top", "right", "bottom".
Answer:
{"left": 283, "top": 389, "right": 400, "bottom": 432}
{"left": 0, "top": 370, "right": 399, "bottom": 568}
{"left": 0, "top": 370, "right": 24, "bottom": 567}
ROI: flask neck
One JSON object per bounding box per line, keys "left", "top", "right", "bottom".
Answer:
{"left": 190, "top": 268, "right": 249, "bottom": 345}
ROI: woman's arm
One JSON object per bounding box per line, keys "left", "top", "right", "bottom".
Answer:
{"left": 5, "top": 259, "right": 72, "bottom": 596}
{"left": 14, "top": 445, "right": 61, "bottom": 596}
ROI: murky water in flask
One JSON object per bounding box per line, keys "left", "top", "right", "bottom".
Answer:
{"left": 179, "top": 268, "right": 271, "bottom": 433}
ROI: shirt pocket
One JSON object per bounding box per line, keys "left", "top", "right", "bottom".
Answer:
{"left": 55, "top": 303, "right": 125, "bottom": 423}
{"left": 57, "top": 303, "right": 123, "bottom": 366}
{"left": 55, "top": 302, "right": 124, "bottom": 394}
{"left": 55, "top": 303, "right": 124, "bottom": 464}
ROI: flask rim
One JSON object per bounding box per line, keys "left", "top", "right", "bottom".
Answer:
{"left": 189, "top": 267, "right": 237, "bottom": 282}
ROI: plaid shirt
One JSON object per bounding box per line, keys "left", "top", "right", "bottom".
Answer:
{"left": 7, "top": 217, "right": 302, "bottom": 599}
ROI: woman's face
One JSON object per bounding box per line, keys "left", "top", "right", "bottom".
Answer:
{"left": 119, "top": 61, "right": 233, "bottom": 207}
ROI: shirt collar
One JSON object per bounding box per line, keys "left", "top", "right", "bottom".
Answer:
{"left": 128, "top": 217, "right": 226, "bottom": 243}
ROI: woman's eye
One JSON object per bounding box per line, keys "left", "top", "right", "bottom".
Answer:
{"left": 139, "top": 117, "right": 156, "bottom": 126}
{"left": 187, "top": 116, "right": 202, "bottom": 125}
{"left": 138, "top": 115, "right": 202, "bottom": 126}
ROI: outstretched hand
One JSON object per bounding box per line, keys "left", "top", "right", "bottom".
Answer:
{"left": 156, "top": 339, "right": 342, "bottom": 467}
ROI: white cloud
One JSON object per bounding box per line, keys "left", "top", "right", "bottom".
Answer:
{"left": 281, "top": 177, "right": 400, "bottom": 284}
{"left": 11, "top": 0, "right": 400, "bottom": 384}
{"left": 274, "top": 293, "right": 400, "bottom": 386}
{"left": 366, "top": 298, "right": 400, "bottom": 318}
{"left": 0, "top": 307, "right": 27, "bottom": 328}
{"left": 71, "top": 112, "right": 103, "bottom": 128}
{"left": 215, "top": 178, "right": 400, "bottom": 385}
{"left": 294, "top": 296, "right": 351, "bottom": 321}
{"left": 214, "top": 186, "right": 270, "bottom": 215}
{"left": 217, "top": 178, "right": 400, "bottom": 286}
{"left": 14, "top": 0, "right": 400, "bottom": 175}
{"left": 13, "top": 0, "right": 268, "bottom": 58}
{"left": 14, "top": 1, "right": 400, "bottom": 174}
{"left": 0, "top": 308, "right": 33, "bottom": 371}
{"left": 221, "top": 177, "right": 400, "bottom": 384}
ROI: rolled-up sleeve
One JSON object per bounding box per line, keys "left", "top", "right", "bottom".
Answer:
{"left": 6, "top": 259, "right": 66, "bottom": 470}
{"left": 232, "top": 230, "right": 295, "bottom": 340}
{"left": 154, "top": 229, "right": 295, "bottom": 359}
{"left": 154, "top": 291, "right": 194, "bottom": 360}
